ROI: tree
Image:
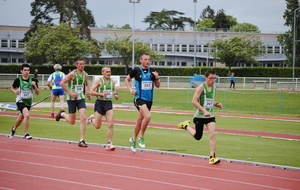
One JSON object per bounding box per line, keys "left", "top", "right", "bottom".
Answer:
{"left": 195, "top": 18, "right": 215, "bottom": 30}
{"left": 23, "top": 23, "right": 101, "bottom": 65}
{"left": 143, "top": 9, "right": 194, "bottom": 31}
{"left": 277, "top": 0, "right": 300, "bottom": 67}
{"left": 229, "top": 23, "right": 260, "bottom": 33}
{"left": 213, "top": 9, "right": 232, "bottom": 29}
{"left": 200, "top": 5, "right": 215, "bottom": 20}
{"left": 24, "top": 0, "right": 95, "bottom": 42}
{"left": 210, "top": 35, "right": 266, "bottom": 71}
{"left": 103, "top": 35, "right": 165, "bottom": 74}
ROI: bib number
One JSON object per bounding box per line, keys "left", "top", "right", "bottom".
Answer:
{"left": 20, "top": 91, "right": 32, "bottom": 99}
{"left": 75, "top": 85, "right": 84, "bottom": 93}
{"left": 104, "top": 90, "right": 112, "bottom": 99}
{"left": 142, "top": 81, "right": 153, "bottom": 90}
{"left": 204, "top": 98, "right": 214, "bottom": 109}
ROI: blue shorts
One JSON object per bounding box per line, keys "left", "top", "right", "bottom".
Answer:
{"left": 94, "top": 99, "right": 113, "bottom": 115}
{"left": 52, "top": 88, "right": 64, "bottom": 96}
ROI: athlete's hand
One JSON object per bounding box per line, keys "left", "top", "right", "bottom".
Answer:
{"left": 130, "top": 89, "right": 136, "bottom": 95}
{"left": 70, "top": 92, "right": 78, "bottom": 99}
{"left": 204, "top": 110, "right": 211, "bottom": 117}
{"left": 103, "top": 92, "right": 108, "bottom": 97}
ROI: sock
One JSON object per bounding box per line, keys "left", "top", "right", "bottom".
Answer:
{"left": 51, "top": 113, "right": 54, "bottom": 115}
{"left": 107, "top": 142, "right": 112, "bottom": 144}
{"left": 80, "top": 139, "right": 84, "bottom": 142}
{"left": 61, "top": 112, "right": 64, "bottom": 117}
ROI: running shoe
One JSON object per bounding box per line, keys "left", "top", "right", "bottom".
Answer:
{"left": 49, "top": 114, "right": 54, "bottom": 118}
{"left": 78, "top": 140, "right": 88, "bottom": 147}
{"left": 209, "top": 157, "right": 220, "bottom": 165}
{"left": 86, "top": 114, "right": 95, "bottom": 125}
{"left": 178, "top": 120, "right": 190, "bottom": 129}
{"left": 138, "top": 137, "right": 145, "bottom": 148}
{"left": 129, "top": 137, "right": 136, "bottom": 153}
{"left": 24, "top": 134, "right": 32, "bottom": 139}
{"left": 106, "top": 143, "right": 116, "bottom": 151}
{"left": 9, "top": 127, "right": 15, "bottom": 139}
{"left": 55, "top": 109, "right": 65, "bottom": 121}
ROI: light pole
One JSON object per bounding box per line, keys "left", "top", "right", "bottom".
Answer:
{"left": 129, "top": 0, "right": 140, "bottom": 70}
{"left": 206, "top": 40, "right": 214, "bottom": 67}
{"left": 292, "top": 7, "right": 300, "bottom": 91}
{"left": 193, "top": 0, "right": 197, "bottom": 67}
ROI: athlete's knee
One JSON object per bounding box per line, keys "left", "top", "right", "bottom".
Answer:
{"left": 194, "top": 133, "right": 203, "bottom": 141}
{"left": 94, "top": 124, "right": 101, "bottom": 129}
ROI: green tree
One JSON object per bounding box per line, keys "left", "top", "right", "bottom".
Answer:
{"left": 200, "top": 5, "right": 215, "bottom": 20}
{"left": 229, "top": 23, "right": 260, "bottom": 33}
{"left": 23, "top": 23, "right": 101, "bottom": 65}
{"left": 143, "top": 9, "right": 194, "bottom": 31}
{"left": 277, "top": 0, "right": 300, "bottom": 67}
{"left": 210, "top": 35, "right": 266, "bottom": 71}
{"left": 24, "top": 0, "right": 95, "bottom": 42}
{"left": 103, "top": 35, "right": 165, "bottom": 74}
{"left": 195, "top": 18, "right": 215, "bottom": 30}
{"left": 213, "top": 9, "right": 232, "bottom": 29}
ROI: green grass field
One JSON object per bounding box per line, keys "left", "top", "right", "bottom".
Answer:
{"left": 0, "top": 88, "right": 300, "bottom": 168}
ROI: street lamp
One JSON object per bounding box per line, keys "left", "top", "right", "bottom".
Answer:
{"left": 292, "top": 7, "right": 300, "bottom": 91}
{"left": 206, "top": 40, "right": 215, "bottom": 67}
{"left": 193, "top": 0, "right": 197, "bottom": 67}
{"left": 129, "top": 0, "right": 141, "bottom": 70}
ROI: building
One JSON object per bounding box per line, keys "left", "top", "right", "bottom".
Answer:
{"left": 0, "top": 25, "right": 286, "bottom": 67}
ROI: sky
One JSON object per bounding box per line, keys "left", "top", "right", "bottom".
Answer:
{"left": 0, "top": 0, "right": 290, "bottom": 33}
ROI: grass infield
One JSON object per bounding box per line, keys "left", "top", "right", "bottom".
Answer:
{"left": 0, "top": 88, "right": 300, "bottom": 168}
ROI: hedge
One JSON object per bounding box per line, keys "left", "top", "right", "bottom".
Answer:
{"left": 0, "top": 64, "right": 299, "bottom": 77}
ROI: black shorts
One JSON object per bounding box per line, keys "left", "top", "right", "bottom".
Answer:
{"left": 193, "top": 117, "right": 216, "bottom": 140}
{"left": 16, "top": 102, "right": 31, "bottom": 114}
{"left": 67, "top": 99, "right": 86, "bottom": 114}
{"left": 134, "top": 98, "right": 152, "bottom": 111}
{"left": 94, "top": 99, "right": 113, "bottom": 115}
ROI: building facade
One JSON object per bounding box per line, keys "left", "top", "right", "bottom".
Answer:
{"left": 0, "top": 25, "right": 286, "bottom": 67}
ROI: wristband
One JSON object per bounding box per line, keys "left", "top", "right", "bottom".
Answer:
{"left": 215, "top": 103, "right": 219, "bottom": 106}
{"left": 156, "top": 78, "right": 160, "bottom": 81}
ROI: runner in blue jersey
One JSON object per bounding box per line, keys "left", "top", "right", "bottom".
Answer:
{"left": 125, "top": 53, "right": 160, "bottom": 152}
{"left": 47, "top": 64, "right": 66, "bottom": 118}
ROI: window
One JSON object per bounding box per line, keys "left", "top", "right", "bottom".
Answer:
{"left": 11, "top": 40, "right": 17, "bottom": 48}
{"left": 1, "top": 58, "right": 8, "bottom": 63}
{"left": 159, "top": 44, "right": 165, "bottom": 52}
{"left": 1, "top": 40, "right": 8, "bottom": 47}
{"left": 167, "top": 44, "right": 173, "bottom": 52}
{"left": 181, "top": 45, "right": 187, "bottom": 52}
{"left": 181, "top": 62, "right": 187, "bottom": 66}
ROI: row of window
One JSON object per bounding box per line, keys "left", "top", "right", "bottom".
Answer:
{"left": 0, "top": 39, "right": 285, "bottom": 54}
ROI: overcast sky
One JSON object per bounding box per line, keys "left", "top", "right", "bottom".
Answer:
{"left": 0, "top": 0, "right": 289, "bottom": 33}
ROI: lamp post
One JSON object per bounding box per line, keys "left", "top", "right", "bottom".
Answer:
{"left": 206, "top": 40, "right": 214, "bottom": 67}
{"left": 193, "top": 0, "right": 197, "bottom": 67}
{"left": 129, "top": 0, "right": 140, "bottom": 70}
{"left": 292, "top": 7, "right": 300, "bottom": 91}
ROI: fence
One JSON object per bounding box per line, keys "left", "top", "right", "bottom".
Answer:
{"left": 0, "top": 74, "right": 299, "bottom": 90}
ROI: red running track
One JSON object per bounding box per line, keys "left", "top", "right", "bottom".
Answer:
{"left": 1, "top": 136, "right": 300, "bottom": 190}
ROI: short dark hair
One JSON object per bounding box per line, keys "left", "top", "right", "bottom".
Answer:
{"left": 205, "top": 69, "right": 216, "bottom": 77}
{"left": 139, "top": 53, "right": 150, "bottom": 60}
{"left": 21, "top": 64, "right": 30, "bottom": 70}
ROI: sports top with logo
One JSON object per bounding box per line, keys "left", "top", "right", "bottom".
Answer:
{"left": 67, "top": 70, "right": 86, "bottom": 100}
{"left": 133, "top": 67, "right": 155, "bottom": 101}
{"left": 16, "top": 77, "right": 34, "bottom": 107}
{"left": 194, "top": 83, "right": 216, "bottom": 118}
{"left": 97, "top": 77, "right": 114, "bottom": 100}
{"left": 49, "top": 71, "right": 65, "bottom": 89}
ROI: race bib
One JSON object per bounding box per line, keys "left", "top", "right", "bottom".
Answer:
{"left": 204, "top": 98, "right": 214, "bottom": 109}
{"left": 104, "top": 90, "right": 112, "bottom": 99}
{"left": 20, "top": 91, "right": 32, "bottom": 99}
{"left": 75, "top": 85, "right": 84, "bottom": 93}
{"left": 141, "top": 81, "right": 153, "bottom": 90}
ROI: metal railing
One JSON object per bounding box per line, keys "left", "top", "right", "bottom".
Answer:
{"left": 0, "top": 74, "right": 299, "bottom": 90}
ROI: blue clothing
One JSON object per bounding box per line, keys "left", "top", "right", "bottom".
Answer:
{"left": 52, "top": 88, "right": 64, "bottom": 96}
{"left": 134, "top": 67, "right": 154, "bottom": 101}
{"left": 48, "top": 71, "right": 65, "bottom": 89}
{"left": 230, "top": 74, "right": 234, "bottom": 82}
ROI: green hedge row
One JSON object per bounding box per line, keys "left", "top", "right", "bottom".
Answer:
{"left": 0, "top": 64, "right": 299, "bottom": 77}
